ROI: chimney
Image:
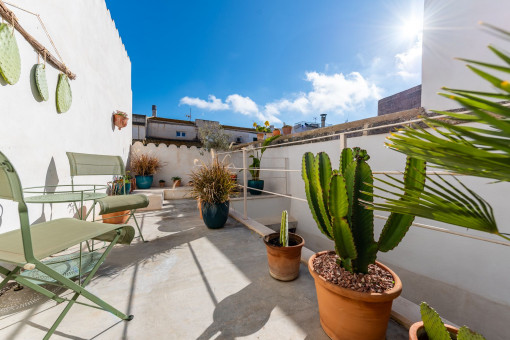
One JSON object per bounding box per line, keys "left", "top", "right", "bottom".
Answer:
{"left": 320, "top": 114, "right": 327, "bottom": 128}
{"left": 152, "top": 105, "right": 157, "bottom": 117}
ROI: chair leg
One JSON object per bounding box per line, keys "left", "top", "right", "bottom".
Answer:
{"left": 31, "top": 231, "right": 132, "bottom": 339}
{"left": 0, "top": 266, "right": 20, "bottom": 290}
{"left": 127, "top": 211, "right": 147, "bottom": 242}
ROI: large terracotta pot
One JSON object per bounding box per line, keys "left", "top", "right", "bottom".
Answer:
{"left": 101, "top": 210, "right": 130, "bottom": 224}
{"left": 272, "top": 129, "right": 281, "bottom": 137}
{"left": 408, "top": 321, "right": 458, "bottom": 340}
{"left": 282, "top": 126, "right": 292, "bottom": 135}
{"left": 263, "top": 233, "right": 304, "bottom": 281}
{"left": 308, "top": 251, "right": 402, "bottom": 340}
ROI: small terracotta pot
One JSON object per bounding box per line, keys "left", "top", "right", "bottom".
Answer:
{"left": 408, "top": 321, "right": 458, "bottom": 340}
{"left": 101, "top": 210, "right": 130, "bottom": 224}
{"left": 113, "top": 114, "right": 129, "bottom": 130}
{"left": 173, "top": 180, "right": 181, "bottom": 188}
{"left": 159, "top": 181, "right": 166, "bottom": 188}
{"left": 257, "top": 133, "right": 264, "bottom": 141}
{"left": 308, "top": 251, "right": 402, "bottom": 340}
{"left": 282, "top": 126, "right": 292, "bottom": 135}
{"left": 272, "top": 129, "right": 281, "bottom": 137}
{"left": 263, "top": 233, "right": 304, "bottom": 281}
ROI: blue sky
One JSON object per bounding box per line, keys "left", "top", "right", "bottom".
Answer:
{"left": 106, "top": 0, "right": 423, "bottom": 128}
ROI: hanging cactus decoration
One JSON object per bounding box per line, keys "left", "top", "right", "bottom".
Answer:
{"left": 279, "top": 210, "right": 289, "bottom": 247}
{"left": 35, "top": 64, "right": 49, "bottom": 101}
{"left": 302, "top": 147, "right": 426, "bottom": 273}
{"left": 0, "top": 23, "right": 21, "bottom": 85}
{"left": 56, "top": 73, "right": 72, "bottom": 113}
{"left": 420, "top": 302, "right": 486, "bottom": 340}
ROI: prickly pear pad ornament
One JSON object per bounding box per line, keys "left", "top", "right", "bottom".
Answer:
{"left": 0, "top": 23, "right": 21, "bottom": 85}
{"left": 35, "top": 64, "right": 49, "bottom": 101}
{"left": 56, "top": 73, "right": 72, "bottom": 113}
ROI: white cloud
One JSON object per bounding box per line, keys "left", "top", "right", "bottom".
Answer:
{"left": 225, "top": 94, "right": 258, "bottom": 115}
{"left": 180, "top": 71, "right": 381, "bottom": 123}
{"left": 263, "top": 71, "right": 381, "bottom": 117}
{"left": 179, "top": 95, "right": 228, "bottom": 111}
{"left": 395, "top": 38, "right": 422, "bottom": 82}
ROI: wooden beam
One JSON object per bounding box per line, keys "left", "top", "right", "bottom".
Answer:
{"left": 0, "top": 1, "right": 76, "bottom": 79}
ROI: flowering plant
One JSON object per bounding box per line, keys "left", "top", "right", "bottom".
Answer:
{"left": 253, "top": 121, "right": 271, "bottom": 133}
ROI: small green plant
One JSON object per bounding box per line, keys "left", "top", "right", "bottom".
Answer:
{"left": 420, "top": 302, "right": 485, "bottom": 340}
{"left": 248, "top": 135, "right": 279, "bottom": 180}
{"left": 279, "top": 210, "right": 289, "bottom": 247}
{"left": 171, "top": 176, "right": 182, "bottom": 181}
{"left": 302, "top": 147, "right": 426, "bottom": 273}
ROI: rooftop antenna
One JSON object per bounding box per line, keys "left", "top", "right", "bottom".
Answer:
{"left": 185, "top": 108, "right": 192, "bottom": 121}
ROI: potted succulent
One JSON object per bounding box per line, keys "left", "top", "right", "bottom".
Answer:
{"left": 282, "top": 122, "right": 292, "bottom": 135}
{"left": 253, "top": 121, "right": 271, "bottom": 140}
{"left": 171, "top": 176, "right": 182, "bottom": 188}
{"left": 247, "top": 135, "right": 279, "bottom": 195}
{"left": 302, "top": 147, "right": 426, "bottom": 340}
{"left": 263, "top": 210, "right": 304, "bottom": 281}
{"left": 409, "top": 302, "right": 485, "bottom": 340}
{"left": 113, "top": 110, "right": 129, "bottom": 130}
{"left": 159, "top": 179, "right": 166, "bottom": 188}
{"left": 190, "top": 156, "right": 236, "bottom": 229}
{"left": 130, "top": 152, "right": 161, "bottom": 189}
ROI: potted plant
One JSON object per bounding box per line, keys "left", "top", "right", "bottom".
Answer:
{"left": 113, "top": 110, "right": 129, "bottom": 130}
{"left": 253, "top": 121, "right": 271, "bottom": 140}
{"left": 247, "top": 135, "right": 279, "bottom": 195}
{"left": 302, "top": 147, "right": 426, "bottom": 340}
{"left": 190, "top": 156, "right": 236, "bottom": 229}
{"left": 102, "top": 176, "right": 131, "bottom": 224}
{"left": 272, "top": 128, "right": 281, "bottom": 137}
{"left": 282, "top": 122, "right": 292, "bottom": 135}
{"left": 409, "top": 302, "right": 485, "bottom": 340}
{"left": 263, "top": 210, "right": 304, "bottom": 281}
{"left": 159, "top": 179, "right": 166, "bottom": 188}
{"left": 130, "top": 152, "right": 161, "bottom": 189}
{"left": 171, "top": 176, "right": 182, "bottom": 188}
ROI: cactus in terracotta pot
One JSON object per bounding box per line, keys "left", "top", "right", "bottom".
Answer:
{"left": 302, "top": 147, "right": 426, "bottom": 273}
{"left": 279, "top": 210, "right": 288, "bottom": 247}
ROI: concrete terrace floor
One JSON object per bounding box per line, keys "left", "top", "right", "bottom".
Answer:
{"left": 0, "top": 199, "right": 408, "bottom": 340}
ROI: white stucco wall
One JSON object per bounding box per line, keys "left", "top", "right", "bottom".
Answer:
{"left": 130, "top": 142, "right": 210, "bottom": 186}
{"left": 0, "top": 0, "right": 131, "bottom": 232}
{"left": 421, "top": 0, "right": 510, "bottom": 110}
{"left": 147, "top": 121, "right": 197, "bottom": 140}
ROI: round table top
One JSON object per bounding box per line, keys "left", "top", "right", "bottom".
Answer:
{"left": 24, "top": 192, "right": 107, "bottom": 204}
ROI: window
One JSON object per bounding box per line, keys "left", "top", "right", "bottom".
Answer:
{"left": 176, "top": 131, "right": 186, "bottom": 137}
{"left": 253, "top": 137, "right": 257, "bottom": 142}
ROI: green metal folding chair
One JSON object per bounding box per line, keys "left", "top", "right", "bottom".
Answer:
{"left": 0, "top": 151, "right": 135, "bottom": 340}
{"left": 66, "top": 152, "right": 149, "bottom": 242}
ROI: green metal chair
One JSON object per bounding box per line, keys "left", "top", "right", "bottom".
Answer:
{"left": 0, "top": 151, "right": 135, "bottom": 340}
{"left": 66, "top": 152, "right": 149, "bottom": 242}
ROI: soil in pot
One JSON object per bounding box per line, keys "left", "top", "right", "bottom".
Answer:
{"left": 264, "top": 233, "right": 304, "bottom": 281}
{"left": 309, "top": 251, "right": 402, "bottom": 340}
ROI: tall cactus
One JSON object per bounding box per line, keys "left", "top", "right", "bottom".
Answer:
{"left": 302, "top": 147, "right": 426, "bottom": 273}
{"left": 420, "top": 302, "right": 486, "bottom": 340}
{"left": 280, "top": 210, "right": 289, "bottom": 247}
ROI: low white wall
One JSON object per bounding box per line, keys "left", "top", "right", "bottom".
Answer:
{"left": 130, "top": 142, "right": 209, "bottom": 186}
{"left": 0, "top": 0, "right": 131, "bottom": 232}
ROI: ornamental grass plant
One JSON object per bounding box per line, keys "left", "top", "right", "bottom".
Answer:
{"left": 189, "top": 156, "right": 237, "bottom": 204}
{"left": 130, "top": 152, "right": 162, "bottom": 176}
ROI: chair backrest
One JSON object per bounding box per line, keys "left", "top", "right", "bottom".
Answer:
{"left": 66, "top": 152, "right": 126, "bottom": 177}
{"left": 0, "top": 151, "right": 35, "bottom": 262}
{"left": 0, "top": 151, "right": 25, "bottom": 203}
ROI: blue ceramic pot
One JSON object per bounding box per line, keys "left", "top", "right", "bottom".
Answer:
{"left": 115, "top": 182, "right": 131, "bottom": 195}
{"left": 201, "top": 201, "right": 229, "bottom": 229}
{"left": 248, "top": 179, "right": 264, "bottom": 195}
{"left": 135, "top": 175, "right": 153, "bottom": 189}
